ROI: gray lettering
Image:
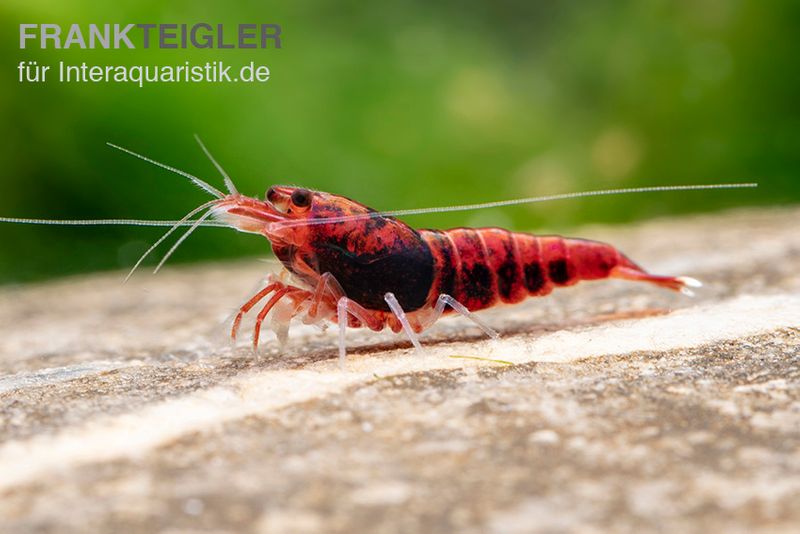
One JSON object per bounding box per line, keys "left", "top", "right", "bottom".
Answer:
{"left": 239, "top": 24, "right": 256, "bottom": 49}
{"left": 137, "top": 24, "right": 156, "bottom": 49}
{"left": 19, "top": 24, "right": 37, "bottom": 49}
{"left": 114, "top": 24, "right": 135, "bottom": 48}
{"left": 159, "top": 24, "right": 178, "bottom": 48}
{"left": 261, "top": 24, "right": 281, "bottom": 49}
{"left": 64, "top": 24, "right": 86, "bottom": 49}
{"left": 89, "top": 24, "right": 110, "bottom": 49}
{"left": 217, "top": 24, "right": 233, "bottom": 49}
{"left": 41, "top": 24, "right": 62, "bottom": 49}
{"left": 191, "top": 23, "right": 213, "bottom": 48}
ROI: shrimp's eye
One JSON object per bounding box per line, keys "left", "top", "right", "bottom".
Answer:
{"left": 290, "top": 188, "right": 312, "bottom": 208}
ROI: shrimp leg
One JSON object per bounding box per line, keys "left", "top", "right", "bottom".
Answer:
{"left": 384, "top": 292, "right": 423, "bottom": 354}
{"left": 336, "top": 297, "right": 385, "bottom": 367}
{"left": 423, "top": 294, "right": 500, "bottom": 339}
{"left": 252, "top": 287, "right": 292, "bottom": 349}
{"left": 231, "top": 282, "right": 281, "bottom": 341}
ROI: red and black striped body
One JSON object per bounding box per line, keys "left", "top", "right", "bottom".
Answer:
{"left": 420, "top": 228, "right": 637, "bottom": 313}
{"left": 257, "top": 188, "right": 665, "bottom": 318}
{"left": 218, "top": 186, "right": 696, "bottom": 344}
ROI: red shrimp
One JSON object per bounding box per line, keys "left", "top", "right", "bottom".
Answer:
{"left": 212, "top": 186, "right": 702, "bottom": 364}
{"left": 0, "top": 140, "right": 754, "bottom": 366}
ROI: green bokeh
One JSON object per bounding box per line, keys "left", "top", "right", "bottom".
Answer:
{"left": 0, "top": 1, "right": 797, "bottom": 284}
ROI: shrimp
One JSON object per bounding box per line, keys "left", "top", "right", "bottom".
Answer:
{"left": 0, "top": 139, "right": 756, "bottom": 365}
{"left": 214, "top": 185, "right": 706, "bottom": 365}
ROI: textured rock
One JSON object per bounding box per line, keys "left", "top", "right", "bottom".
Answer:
{"left": 0, "top": 207, "right": 798, "bottom": 532}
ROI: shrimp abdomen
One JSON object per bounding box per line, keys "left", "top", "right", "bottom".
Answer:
{"left": 421, "top": 228, "right": 694, "bottom": 313}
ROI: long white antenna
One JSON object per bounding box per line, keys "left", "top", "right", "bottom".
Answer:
{"left": 276, "top": 183, "right": 759, "bottom": 228}
{"left": 107, "top": 142, "right": 225, "bottom": 199}
{"left": 382, "top": 183, "right": 758, "bottom": 217}
{"left": 154, "top": 211, "right": 214, "bottom": 274}
{"left": 0, "top": 217, "right": 226, "bottom": 227}
{"left": 193, "top": 134, "right": 239, "bottom": 195}
{"left": 124, "top": 199, "right": 219, "bottom": 282}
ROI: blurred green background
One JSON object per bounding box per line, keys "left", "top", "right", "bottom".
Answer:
{"left": 0, "top": 0, "right": 797, "bottom": 284}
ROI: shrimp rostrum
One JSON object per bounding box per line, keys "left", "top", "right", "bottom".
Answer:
{"left": 0, "top": 140, "right": 755, "bottom": 366}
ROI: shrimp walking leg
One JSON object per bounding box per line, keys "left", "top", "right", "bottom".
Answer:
{"left": 306, "top": 272, "right": 345, "bottom": 322}
{"left": 426, "top": 294, "right": 500, "bottom": 339}
{"left": 336, "top": 297, "right": 369, "bottom": 368}
{"left": 231, "top": 282, "right": 280, "bottom": 341}
{"left": 336, "top": 297, "right": 383, "bottom": 367}
{"left": 253, "top": 287, "right": 291, "bottom": 349}
{"left": 383, "top": 292, "right": 423, "bottom": 354}
{"left": 270, "top": 288, "right": 308, "bottom": 347}
{"left": 337, "top": 299, "right": 349, "bottom": 368}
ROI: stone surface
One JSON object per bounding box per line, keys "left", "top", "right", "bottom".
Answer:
{"left": 0, "top": 207, "right": 798, "bottom": 533}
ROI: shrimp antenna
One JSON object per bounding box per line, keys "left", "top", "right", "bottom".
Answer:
{"left": 278, "top": 183, "right": 759, "bottom": 228}
{"left": 0, "top": 217, "right": 226, "bottom": 227}
{"left": 193, "top": 134, "right": 239, "bottom": 195}
{"left": 124, "top": 199, "right": 219, "bottom": 282}
{"left": 107, "top": 142, "right": 225, "bottom": 199}
{"left": 154, "top": 211, "right": 214, "bottom": 274}
{"left": 381, "top": 183, "right": 760, "bottom": 217}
